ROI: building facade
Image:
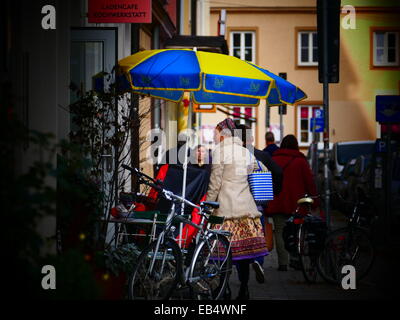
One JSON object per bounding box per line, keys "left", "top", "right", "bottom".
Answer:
{"left": 202, "top": 0, "right": 400, "bottom": 152}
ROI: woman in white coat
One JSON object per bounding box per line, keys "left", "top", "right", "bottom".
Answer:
{"left": 207, "top": 118, "right": 268, "bottom": 300}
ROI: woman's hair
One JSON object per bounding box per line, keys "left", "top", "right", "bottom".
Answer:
{"left": 195, "top": 144, "right": 205, "bottom": 150}
{"left": 280, "top": 134, "right": 299, "bottom": 150}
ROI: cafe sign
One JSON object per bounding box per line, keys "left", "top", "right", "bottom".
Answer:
{"left": 88, "top": 0, "right": 152, "bottom": 24}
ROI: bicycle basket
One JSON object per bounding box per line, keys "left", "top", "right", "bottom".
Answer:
{"left": 282, "top": 215, "right": 302, "bottom": 254}
{"left": 303, "top": 216, "right": 327, "bottom": 255}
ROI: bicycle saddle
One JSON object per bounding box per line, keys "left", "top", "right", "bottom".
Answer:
{"left": 200, "top": 201, "right": 220, "bottom": 209}
{"left": 297, "top": 197, "right": 314, "bottom": 205}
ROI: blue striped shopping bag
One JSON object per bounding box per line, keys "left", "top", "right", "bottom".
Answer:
{"left": 248, "top": 160, "right": 274, "bottom": 204}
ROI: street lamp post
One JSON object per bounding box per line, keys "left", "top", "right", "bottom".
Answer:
{"left": 317, "top": 0, "right": 340, "bottom": 229}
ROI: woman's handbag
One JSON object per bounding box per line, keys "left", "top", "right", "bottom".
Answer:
{"left": 248, "top": 159, "right": 274, "bottom": 204}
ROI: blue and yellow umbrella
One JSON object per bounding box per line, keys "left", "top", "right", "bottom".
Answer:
{"left": 117, "top": 49, "right": 307, "bottom": 106}
{"left": 250, "top": 63, "right": 307, "bottom": 106}
{"left": 117, "top": 49, "right": 307, "bottom": 239}
{"left": 118, "top": 49, "right": 272, "bottom": 101}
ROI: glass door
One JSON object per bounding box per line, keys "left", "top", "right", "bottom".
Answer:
{"left": 70, "top": 28, "right": 117, "bottom": 233}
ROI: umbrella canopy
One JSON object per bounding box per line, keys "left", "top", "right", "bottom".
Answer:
{"left": 249, "top": 63, "right": 307, "bottom": 106}
{"left": 117, "top": 49, "right": 307, "bottom": 106}
{"left": 118, "top": 49, "right": 274, "bottom": 101}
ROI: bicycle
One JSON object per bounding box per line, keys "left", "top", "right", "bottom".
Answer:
{"left": 283, "top": 195, "right": 327, "bottom": 284}
{"left": 317, "top": 190, "right": 375, "bottom": 285}
{"left": 122, "top": 165, "right": 233, "bottom": 300}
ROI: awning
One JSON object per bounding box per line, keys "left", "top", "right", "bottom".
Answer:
{"left": 164, "top": 35, "right": 228, "bottom": 54}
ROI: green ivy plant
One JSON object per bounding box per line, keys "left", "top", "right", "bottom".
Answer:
{"left": 1, "top": 70, "right": 152, "bottom": 299}
{"left": 102, "top": 243, "right": 141, "bottom": 277}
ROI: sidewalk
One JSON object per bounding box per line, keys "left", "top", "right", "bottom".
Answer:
{"left": 228, "top": 211, "right": 393, "bottom": 300}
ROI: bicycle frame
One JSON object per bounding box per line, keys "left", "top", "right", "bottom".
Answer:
{"left": 122, "top": 165, "right": 232, "bottom": 298}
{"left": 144, "top": 187, "right": 231, "bottom": 289}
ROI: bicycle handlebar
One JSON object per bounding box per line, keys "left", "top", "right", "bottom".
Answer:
{"left": 122, "top": 164, "right": 157, "bottom": 184}
{"left": 122, "top": 164, "right": 201, "bottom": 211}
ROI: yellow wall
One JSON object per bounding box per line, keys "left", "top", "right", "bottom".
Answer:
{"left": 183, "top": 0, "right": 191, "bottom": 35}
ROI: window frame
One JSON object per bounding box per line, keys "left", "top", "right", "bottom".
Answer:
{"left": 227, "top": 28, "right": 258, "bottom": 131}
{"left": 295, "top": 27, "right": 318, "bottom": 68}
{"left": 296, "top": 103, "right": 324, "bottom": 148}
{"left": 229, "top": 30, "right": 256, "bottom": 63}
{"left": 370, "top": 27, "right": 400, "bottom": 70}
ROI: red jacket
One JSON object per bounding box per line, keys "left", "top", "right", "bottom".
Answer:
{"left": 265, "top": 148, "right": 319, "bottom": 215}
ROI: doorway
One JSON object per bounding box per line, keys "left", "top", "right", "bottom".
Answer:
{"left": 69, "top": 28, "right": 118, "bottom": 244}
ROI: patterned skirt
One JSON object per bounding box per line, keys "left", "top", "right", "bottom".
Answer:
{"left": 213, "top": 216, "right": 269, "bottom": 261}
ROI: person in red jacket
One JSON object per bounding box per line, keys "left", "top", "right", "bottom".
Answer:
{"left": 265, "top": 134, "right": 319, "bottom": 271}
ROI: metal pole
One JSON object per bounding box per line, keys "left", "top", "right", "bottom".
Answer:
{"left": 179, "top": 99, "right": 192, "bottom": 247}
{"left": 279, "top": 109, "right": 283, "bottom": 144}
{"left": 312, "top": 118, "right": 318, "bottom": 183}
{"left": 385, "top": 125, "right": 392, "bottom": 243}
{"left": 152, "top": 26, "right": 161, "bottom": 132}
{"left": 114, "top": 90, "right": 119, "bottom": 207}
{"left": 322, "top": 1, "right": 331, "bottom": 228}
{"left": 191, "top": 0, "right": 197, "bottom": 36}
{"left": 153, "top": 100, "right": 161, "bottom": 129}
{"left": 278, "top": 73, "right": 287, "bottom": 144}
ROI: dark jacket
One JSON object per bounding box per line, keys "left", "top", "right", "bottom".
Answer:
{"left": 265, "top": 148, "right": 318, "bottom": 215}
{"left": 263, "top": 143, "right": 279, "bottom": 156}
{"left": 253, "top": 148, "right": 283, "bottom": 196}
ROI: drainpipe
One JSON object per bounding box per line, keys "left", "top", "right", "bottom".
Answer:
{"left": 191, "top": 0, "right": 197, "bottom": 36}
{"left": 179, "top": 0, "right": 184, "bottom": 35}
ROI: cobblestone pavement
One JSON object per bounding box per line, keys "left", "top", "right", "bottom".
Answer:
{"left": 228, "top": 211, "right": 396, "bottom": 300}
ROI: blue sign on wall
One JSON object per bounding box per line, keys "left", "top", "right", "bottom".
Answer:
{"left": 376, "top": 95, "right": 400, "bottom": 124}
{"left": 310, "top": 118, "right": 325, "bottom": 132}
{"left": 314, "top": 109, "right": 324, "bottom": 119}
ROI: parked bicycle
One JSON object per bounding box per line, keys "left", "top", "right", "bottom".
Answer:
{"left": 122, "top": 165, "right": 232, "bottom": 300}
{"left": 317, "top": 190, "right": 375, "bottom": 285}
{"left": 283, "top": 195, "right": 327, "bottom": 284}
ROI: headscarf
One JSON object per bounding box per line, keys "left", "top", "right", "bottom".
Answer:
{"left": 216, "top": 118, "right": 236, "bottom": 134}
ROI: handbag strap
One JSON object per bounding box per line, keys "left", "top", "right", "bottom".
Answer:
{"left": 256, "top": 159, "right": 263, "bottom": 171}
{"left": 282, "top": 156, "right": 296, "bottom": 171}
{"left": 250, "top": 152, "right": 264, "bottom": 172}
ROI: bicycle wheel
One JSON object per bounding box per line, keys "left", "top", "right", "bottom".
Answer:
{"left": 317, "top": 227, "right": 374, "bottom": 284}
{"left": 298, "top": 225, "right": 319, "bottom": 284}
{"left": 127, "top": 238, "right": 182, "bottom": 300}
{"left": 188, "top": 234, "right": 232, "bottom": 300}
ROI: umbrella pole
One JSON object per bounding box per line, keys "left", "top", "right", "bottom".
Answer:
{"left": 179, "top": 99, "right": 192, "bottom": 247}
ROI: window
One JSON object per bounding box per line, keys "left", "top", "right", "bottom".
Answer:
{"left": 229, "top": 30, "right": 256, "bottom": 128}
{"left": 296, "top": 105, "right": 323, "bottom": 147}
{"left": 373, "top": 30, "right": 399, "bottom": 67}
{"left": 297, "top": 31, "right": 318, "bottom": 66}
{"left": 232, "top": 107, "right": 254, "bottom": 126}
{"left": 229, "top": 31, "right": 255, "bottom": 63}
